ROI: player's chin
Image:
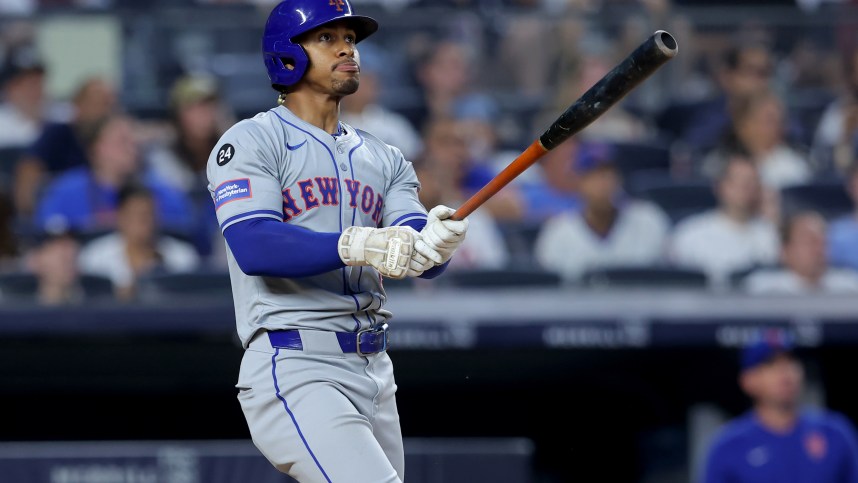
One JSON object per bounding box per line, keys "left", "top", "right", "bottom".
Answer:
{"left": 332, "top": 77, "right": 360, "bottom": 96}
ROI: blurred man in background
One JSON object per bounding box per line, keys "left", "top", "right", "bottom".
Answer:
{"left": 415, "top": 117, "right": 510, "bottom": 270}
{"left": 828, "top": 162, "right": 858, "bottom": 270}
{"left": 745, "top": 211, "right": 858, "bottom": 293}
{"left": 340, "top": 48, "right": 422, "bottom": 160}
{"left": 78, "top": 184, "right": 198, "bottom": 301}
{"left": 702, "top": 333, "right": 858, "bottom": 483}
{"left": 535, "top": 142, "right": 670, "bottom": 281}
{"left": 0, "top": 43, "right": 46, "bottom": 150}
{"left": 14, "top": 77, "right": 117, "bottom": 216}
{"left": 702, "top": 89, "right": 811, "bottom": 189}
{"left": 670, "top": 155, "right": 779, "bottom": 285}
{"left": 34, "top": 114, "right": 193, "bottom": 235}
{"left": 813, "top": 48, "right": 858, "bottom": 175}
{"left": 682, "top": 39, "right": 776, "bottom": 153}
{"left": 24, "top": 228, "right": 83, "bottom": 306}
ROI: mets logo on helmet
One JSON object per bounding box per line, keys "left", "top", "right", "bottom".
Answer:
{"left": 329, "top": 0, "right": 345, "bottom": 11}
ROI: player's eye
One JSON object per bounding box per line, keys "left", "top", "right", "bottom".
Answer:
{"left": 319, "top": 33, "right": 332, "bottom": 42}
{"left": 345, "top": 34, "right": 356, "bottom": 44}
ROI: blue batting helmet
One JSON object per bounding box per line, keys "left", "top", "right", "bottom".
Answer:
{"left": 262, "top": 0, "right": 378, "bottom": 89}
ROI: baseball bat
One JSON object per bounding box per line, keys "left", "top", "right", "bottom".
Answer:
{"left": 450, "top": 30, "right": 678, "bottom": 221}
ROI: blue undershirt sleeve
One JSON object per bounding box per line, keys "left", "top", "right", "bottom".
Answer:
{"left": 223, "top": 218, "right": 345, "bottom": 278}
{"left": 401, "top": 218, "right": 450, "bottom": 279}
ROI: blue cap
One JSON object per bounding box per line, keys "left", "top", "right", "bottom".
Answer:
{"left": 741, "top": 329, "right": 795, "bottom": 371}
{"left": 573, "top": 142, "right": 615, "bottom": 175}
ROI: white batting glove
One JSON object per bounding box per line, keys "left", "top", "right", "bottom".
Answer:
{"left": 416, "top": 205, "right": 469, "bottom": 265}
{"left": 338, "top": 226, "right": 417, "bottom": 279}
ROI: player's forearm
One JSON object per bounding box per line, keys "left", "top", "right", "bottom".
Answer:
{"left": 224, "top": 218, "right": 344, "bottom": 278}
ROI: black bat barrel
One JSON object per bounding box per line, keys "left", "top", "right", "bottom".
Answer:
{"left": 539, "top": 30, "right": 678, "bottom": 151}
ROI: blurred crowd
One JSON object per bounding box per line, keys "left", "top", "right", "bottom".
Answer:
{"left": 2, "top": 1, "right": 858, "bottom": 304}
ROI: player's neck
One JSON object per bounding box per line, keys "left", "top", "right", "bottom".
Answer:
{"left": 281, "top": 92, "right": 342, "bottom": 135}
{"left": 754, "top": 403, "right": 799, "bottom": 434}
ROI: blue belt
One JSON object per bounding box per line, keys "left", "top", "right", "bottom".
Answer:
{"left": 267, "top": 324, "right": 389, "bottom": 356}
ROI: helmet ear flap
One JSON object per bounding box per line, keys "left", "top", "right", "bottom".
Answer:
{"left": 263, "top": 44, "right": 309, "bottom": 89}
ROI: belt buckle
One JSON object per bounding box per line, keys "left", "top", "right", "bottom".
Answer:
{"left": 356, "top": 323, "right": 389, "bottom": 356}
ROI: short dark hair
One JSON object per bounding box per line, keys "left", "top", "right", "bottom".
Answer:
{"left": 117, "top": 183, "right": 153, "bottom": 209}
{"left": 715, "top": 152, "right": 756, "bottom": 182}
{"left": 779, "top": 211, "right": 823, "bottom": 245}
{"left": 724, "top": 38, "right": 772, "bottom": 71}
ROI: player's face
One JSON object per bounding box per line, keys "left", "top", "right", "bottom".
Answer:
{"left": 742, "top": 354, "right": 804, "bottom": 408}
{"left": 298, "top": 22, "right": 361, "bottom": 97}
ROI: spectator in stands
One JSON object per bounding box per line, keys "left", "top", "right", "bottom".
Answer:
{"left": 813, "top": 48, "right": 858, "bottom": 175}
{"left": 745, "top": 211, "right": 858, "bottom": 294}
{"left": 0, "top": 43, "right": 46, "bottom": 149}
{"left": 148, "top": 75, "right": 231, "bottom": 193}
{"left": 415, "top": 118, "right": 510, "bottom": 270}
{"left": 681, "top": 39, "right": 775, "bottom": 153}
{"left": 419, "top": 116, "right": 523, "bottom": 221}
{"left": 34, "top": 114, "right": 193, "bottom": 235}
{"left": 535, "top": 142, "right": 670, "bottom": 282}
{"left": 520, "top": 139, "right": 582, "bottom": 223}
{"left": 701, "top": 332, "right": 858, "bottom": 483}
{"left": 828, "top": 163, "right": 858, "bottom": 271}
{"left": 0, "top": 192, "right": 17, "bottom": 272}
{"left": 14, "top": 77, "right": 117, "bottom": 217}
{"left": 670, "top": 155, "right": 779, "bottom": 285}
{"left": 702, "top": 90, "right": 811, "bottom": 189}
{"left": 25, "top": 228, "right": 83, "bottom": 306}
{"left": 340, "top": 49, "right": 422, "bottom": 160}
{"left": 405, "top": 41, "right": 498, "bottom": 133}
{"left": 79, "top": 184, "right": 199, "bottom": 301}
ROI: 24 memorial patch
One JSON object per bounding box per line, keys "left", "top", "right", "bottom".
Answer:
{"left": 217, "top": 143, "right": 236, "bottom": 166}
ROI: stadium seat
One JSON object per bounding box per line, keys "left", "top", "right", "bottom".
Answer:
{"left": 0, "top": 273, "right": 113, "bottom": 303}
{"left": 137, "top": 270, "right": 233, "bottom": 301}
{"left": 610, "top": 140, "right": 672, "bottom": 177}
{"left": 780, "top": 181, "right": 853, "bottom": 220}
{"left": 581, "top": 267, "right": 709, "bottom": 289}
{"left": 439, "top": 269, "right": 561, "bottom": 288}
{"left": 636, "top": 180, "right": 718, "bottom": 224}
{"left": 0, "top": 147, "right": 24, "bottom": 188}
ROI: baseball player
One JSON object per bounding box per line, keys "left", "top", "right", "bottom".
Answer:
{"left": 701, "top": 332, "right": 858, "bottom": 483}
{"left": 205, "top": 2, "right": 469, "bottom": 482}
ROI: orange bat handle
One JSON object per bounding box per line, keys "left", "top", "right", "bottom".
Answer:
{"left": 450, "top": 140, "right": 548, "bottom": 221}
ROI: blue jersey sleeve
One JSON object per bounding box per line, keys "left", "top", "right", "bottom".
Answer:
{"left": 223, "top": 218, "right": 344, "bottom": 278}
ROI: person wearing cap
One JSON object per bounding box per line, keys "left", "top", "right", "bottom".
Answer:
{"left": 0, "top": 43, "right": 47, "bottom": 149}
{"left": 534, "top": 141, "right": 670, "bottom": 281}
{"left": 147, "top": 75, "right": 232, "bottom": 193}
{"left": 701, "top": 334, "right": 858, "bottom": 483}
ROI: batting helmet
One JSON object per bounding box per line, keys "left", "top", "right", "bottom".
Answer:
{"left": 263, "top": 0, "right": 378, "bottom": 89}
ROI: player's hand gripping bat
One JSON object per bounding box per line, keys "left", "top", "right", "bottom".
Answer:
{"left": 450, "top": 30, "right": 678, "bottom": 221}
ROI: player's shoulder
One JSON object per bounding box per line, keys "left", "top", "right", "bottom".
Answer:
{"left": 802, "top": 408, "right": 858, "bottom": 437}
{"left": 349, "top": 125, "right": 405, "bottom": 160}
{"left": 220, "top": 109, "right": 282, "bottom": 141}
{"left": 709, "top": 413, "right": 759, "bottom": 452}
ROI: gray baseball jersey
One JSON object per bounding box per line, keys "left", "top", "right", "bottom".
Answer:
{"left": 207, "top": 105, "right": 427, "bottom": 348}
{"left": 209, "top": 105, "right": 427, "bottom": 482}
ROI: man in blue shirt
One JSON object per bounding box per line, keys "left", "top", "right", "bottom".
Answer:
{"left": 702, "top": 333, "right": 858, "bottom": 483}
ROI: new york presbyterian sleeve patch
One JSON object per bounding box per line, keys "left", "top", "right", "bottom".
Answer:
{"left": 214, "top": 178, "right": 253, "bottom": 210}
